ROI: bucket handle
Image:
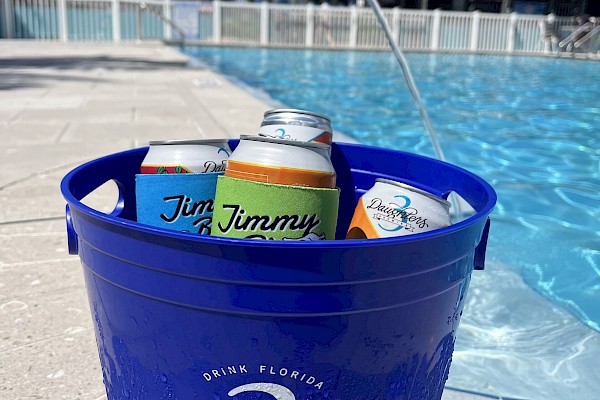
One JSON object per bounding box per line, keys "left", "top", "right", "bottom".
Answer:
{"left": 473, "top": 217, "right": 491, "bottom": 271}
{"left": 65, "top": 204, "right": 78, "bottom": 255}
{"left": 65, "top": 178, "right": 127, "bottom": 256}
{"left": 63, "top": 151, "right": 140, "bottom": 255}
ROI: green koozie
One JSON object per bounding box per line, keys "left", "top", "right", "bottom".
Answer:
{"left": 212, "top": 176, "right": 340, "bottom": 241}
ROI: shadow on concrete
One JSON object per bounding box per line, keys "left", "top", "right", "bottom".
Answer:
{"left": 0, "top": 55, "right": 190, "bottom": 90}
{"left": 0, "top": 56, "right": 188, "bottom": 71}
{"left": 0, "top": 71, "right": 105, "bottom": 90}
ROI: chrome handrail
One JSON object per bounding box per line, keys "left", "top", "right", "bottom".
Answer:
{"left": 140, "top": 2, "right": 186, "bottom": 44}
{"left": 559, "top": 21, "right": 593, "bottom": 48}
{"left": 574, "top": 24, "right": 600, "bottom": 48}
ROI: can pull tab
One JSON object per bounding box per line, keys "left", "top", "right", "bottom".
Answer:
{"left": 65, "top": 204, "right": 78, "bottom": 255}
{"left": 473, "top": 218, "right": 491, "bottom": 271}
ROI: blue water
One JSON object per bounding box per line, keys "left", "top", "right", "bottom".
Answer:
{"left": 184, "top": 47, "right": 600, "bottom": 396}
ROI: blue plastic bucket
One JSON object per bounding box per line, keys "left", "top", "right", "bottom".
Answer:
{"left": 61, "top": 141, "right": 495, "bottom": 400}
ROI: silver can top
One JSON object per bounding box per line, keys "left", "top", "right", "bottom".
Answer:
{"left": 261, "top": 109, "right": 332, "bottom": 131}
{"left": 148, "top": 139, "right": 230, "bottom": 146}
{"left": 239, "top": 134, "right": 331, "bottom": 153}
{"left": 375, "top": 178, "right": 451, "bottom": 208}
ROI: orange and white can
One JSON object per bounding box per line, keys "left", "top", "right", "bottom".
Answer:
{"left": 225, "top": 135, "right": 336, "bottom": 188}
{"left": 346, "top": 178, "right": 451, "bottom": 239}
{"left": 258, "top": 109, "right": 333, "bottom": 146}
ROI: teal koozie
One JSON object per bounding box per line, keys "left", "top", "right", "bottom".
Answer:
{"left": 135, "top": 172, "right": 221, "bottom": 235}
{"left": 212, "top": 176, "right": 340, "bottom": 240}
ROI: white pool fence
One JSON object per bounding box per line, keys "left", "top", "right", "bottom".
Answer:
{"left": 0, "top": 0, "right": 595, "bottom": 55}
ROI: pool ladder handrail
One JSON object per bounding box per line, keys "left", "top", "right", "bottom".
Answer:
{"left": 139, "top": 2, "right": 186, "bottom": 45}
{"left": 558, "top": 21, "right": 593, "bottom": 49}
{"left": 574, "top": 24, "right": 600, "bottom": 49}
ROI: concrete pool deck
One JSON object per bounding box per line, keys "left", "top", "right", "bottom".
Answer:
{"left": 0, "top": 40, "right": 491, "bottom": 399}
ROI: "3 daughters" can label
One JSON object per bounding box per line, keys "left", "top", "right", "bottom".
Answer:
{"left": 346, "top": 178, "right": 451, "bottom": 239}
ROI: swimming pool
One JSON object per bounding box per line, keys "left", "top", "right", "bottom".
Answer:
{"left": 184, "top": 47, "right": 600, "bottom": 398}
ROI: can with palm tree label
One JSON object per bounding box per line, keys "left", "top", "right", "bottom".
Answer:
{"left": 346, "top": 178, "right": 451, "bottom": 239}
{"left": 136, "top": 139, "right": 231, "bottom": 235}
{"left": 140, "top": 139, "right": 231, "bottom": 174}
{"left": 212, "top": 136, "right": 339, "bottom": 241}
{"left": 258, "top": 109, "right": 333, "bottom": 146}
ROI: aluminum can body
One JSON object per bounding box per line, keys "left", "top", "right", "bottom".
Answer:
{"left": 258, "top": 108, "right": 333, "bottom": 146}
{"left": 213, "top": 135, "right": 339, "bottom": 241}
{"left": 346, "top": 178, "right": 451, "bottom": 239}
{"left": 224, "top": 135, "right": 336, "bottom": 189}
{"left": 141, "top": 139, "right": 231, "bottom": 174}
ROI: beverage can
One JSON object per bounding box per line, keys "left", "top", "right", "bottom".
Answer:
{"left": 224, "top": 135, "right": 336, "bottom": 188}
{"left": 140, "top": 139, "right": 231, "bottom": 174}
{"left": 212, "top": 136, "right": 339, "bottom": 241}
{"left": 346, "top": 178, "right": 451, "bottom": 239}
{"left": 258, "top": 109, "right": 333, "bottom": 146}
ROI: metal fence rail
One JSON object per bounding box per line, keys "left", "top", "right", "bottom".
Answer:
{"left": 439, "top": 11, "right": 471, "bottom": 51}
{"left": 269, "top": 4, "right": 306, "bottom": 47}
{"left": 220, "top": 2, "right": 259, "bottom": 44}
{"left": 1, "top": 0, "right": 594, "bottom": 56}
{"left": 1, "top": 0, "right": 165, "bottom": 41}
{"left": 396, "top": 10, "right": 432, "bottom": 51}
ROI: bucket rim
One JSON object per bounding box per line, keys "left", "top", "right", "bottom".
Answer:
{"left": 61, "top": 143, "right": 497, "bottom": 249}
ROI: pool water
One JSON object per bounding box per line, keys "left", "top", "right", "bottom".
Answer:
{"left": 184, "top": 47, "right": 600, "bottom": 398}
